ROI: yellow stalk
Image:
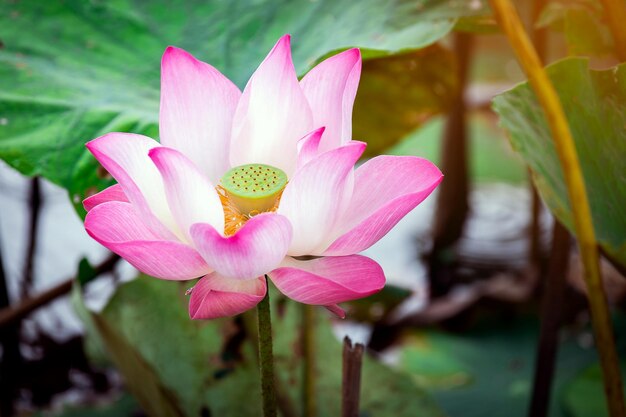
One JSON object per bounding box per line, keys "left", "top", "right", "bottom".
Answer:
{"left": 488, "top": 1, "right": 626, "bottom": 416}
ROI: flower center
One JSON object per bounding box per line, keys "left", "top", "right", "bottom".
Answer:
{"left": 218, "top": 163, "right": 288, "bottom": 235}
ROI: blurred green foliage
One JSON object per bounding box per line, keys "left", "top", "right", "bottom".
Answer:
{"left": 390, "top": 113, "right": 527, "bottom": 184}
{"left": 538, "top": 0, "right": 615, "bottom": 58}
{"left": 400, "top": 315, "right": 626, "bottom": 417}
{"left": 74, "top": 276, "right": 444, "bottom": 416}
{"left": 0, "top": 0, "right": 488, "bottom": 215}
{"left": 356, "top": 45, "right": 457, "bottom": 158}
{"left": 493, "top": 58, "right": 626, "bottom": 268}
{"left": 563, "top": 362, "right": 626, "bottom": 417}
{"left": 34, "top": 395, "right": 138, "bottom": 417}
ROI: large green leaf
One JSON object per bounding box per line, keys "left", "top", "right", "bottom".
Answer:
{"left": 0, "top": 0, "right": 487, "bottom": 213}
{"left": 75, "top": 276, "right": 444, "bottom": 416}
{"left": 492, "top": 58, "right": 626, "bottom": 268}
{"left": 355, "top": 45, "right": 457, "bottom": 158}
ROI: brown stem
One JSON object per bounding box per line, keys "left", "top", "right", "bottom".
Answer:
{"left": 21, "top": 177, "right": 42, "bottom": 299}
{"left": 528, "top": 184, "right": 543, "bottom": 270}
{"left": 528, "top": 221, "right": 570, "bottom": 417}
{"left": 0, "top": 233, "right": 22, "bottom": 417}
{"left": 0, "top": 253, "right": 120, "bottom": 329}
{"left": 342, "top": 337, "right": 364, "bottom": 417}
{"left": 428, "top": 32, "right": 472, "bottom": 296}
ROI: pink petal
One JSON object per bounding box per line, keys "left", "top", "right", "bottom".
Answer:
{"left": 296, "top": 127, "right": 325, "bottom": 171}
{"left": 230, "top": 35, "right": 313, "bottom": 176}
{"left": 300, "top": 48, "right": 361, "bottom": 153}
{"left": 149, "top": 147, "right": 225, "bottom": 240}
{"left": 85, "top": 202, "right": 211, "bottom": 280}
{"left": 190, "top": 213, "right": 292, "bottom": 280}
{"left": 160, "top": 46, "right": 241, "bottom": 183}
{"left": 324, "top": 304, "right": 346, "bottom": 319}
{"left": 86, "top": 133, "right": 180, "bottom": 240}
{"left": 269, "top": 255, "right": 385, "bottom": 305}
{"left": 277, "top": 141, "right": 365, "bottom": 256}
{"left": 83, "top": 184, "right": 128, "bottom": 212}
{"left": 189, "top": 274, "right": 266, "bottom": 319}
{"left": 323, "top": 156, "right": 443, "bottom": 256}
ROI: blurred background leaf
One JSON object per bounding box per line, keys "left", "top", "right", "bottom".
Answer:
{"left": 355, "top": 45, "right": 457, "bottom": 158}
{"left": 389, "top": 112, "right": 527, "bottom": 184}
{"left": 33, "top": 394, "right": 138, "bottom": 417}
{"left": 563, "top": 362, "right": 626, "bottom": 417}
{"left": 0, "top": 0, "right": 488, "bottom": 215}
{"left": 537, "top": 0, "right": 614, "bottom": 58}
{"left": 74, "top": 277, "right": 445, "bottom": 416}
{"left": 493, "top": 58, "right": 626, "bottom": 269}
{"left": 398, "top": 315, "right": 626, "bottom": 417}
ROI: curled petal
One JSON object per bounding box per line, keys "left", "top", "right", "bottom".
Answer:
{"left": 324, "top": 304, "right": 346, "bottom": 319}
{"left": 300, "top": 48, "right": 361, "bottom": 153}
{"left": 278, "top": 141, "right": 365, "bottom": 256}
{"left": 296, "top": 127, "right": 325, "bottom": 171}
{"left": 85, "top": 202, "right": 211, "bottom": 280}
{"left": 86, "top": 133, "right": 180, "bottom": 240}
{"left": 190, "top": 213, "right": 292, "bottom": 280}
{"left": 323, "top": 156, "right": 442, "bottom": 256}
{"left": 189, "top": 274, "right": 266, "bottom": 320}
{"left": 160, "top": 46, "right": 241, "bottom": 183}
{"left": 230, "top": 34, "right": 313, "bottom": 176}
{"left": 149, "top": 147, "right": 225, "bottom": 240}
{"left": 83, "top": 184, "right": 128, "bottom": 212}
{"left": 269, "top": 255, "right": 385, "bottom": 305}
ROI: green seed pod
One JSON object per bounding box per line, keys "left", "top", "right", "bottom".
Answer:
{"left": 221, "top": 163, "right": 288, "bottom": 215}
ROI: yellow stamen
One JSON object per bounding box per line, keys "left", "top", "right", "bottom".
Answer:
{"left": 216, "top": 185, "right": 285, "bottom": 236}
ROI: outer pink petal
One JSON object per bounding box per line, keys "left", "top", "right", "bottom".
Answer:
{"left": 277, "top": 141, "right": 365, "bottom": 256}
{"left": 86, "top": 133, "right": 180, "bottom": 240}
{"left": 149, "top": 147, "right": 225, "bottom": 240}
{"left": 324, "top": 304, "right": 346, "bottom": 319}
{"left": 296, "top": 127, "right": 325, "bottom": 171}
{"left": 160, "top": 46, "right": 241, "bottom": 183}
{"left": 85, "top": 202, "right": 211, "bottom": 280}
{"left": 190, "top": 213, "right": 292, "bottom": 280}
{"left": 269, "top": 255, "right": 385, "bottom": 305}
{"left": 323, "top": 156, "right": 443, "bottom": 256}
{"left": 300, "top": 48, "right": 361, "bottom": 153}
{"left": 83, "top": 184, "right": 128, "bottom": 212}
{"left": 230, "top": 35, "right": 313, "bottom": 176}
{"left": 189, "top": 274, "right": 266, "bottom": 319}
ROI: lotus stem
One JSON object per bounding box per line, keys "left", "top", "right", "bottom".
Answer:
{"left": 342, "top": 337, "right": 364, "bottom": 417}
{"left": 257, "top": 276, "right": 277, "bottom": 417}
{"left": 301, "top": 304, "right": 317, "bottom": 417}
{"left": 489, "top": 1, "right": 626, "bottom": 416}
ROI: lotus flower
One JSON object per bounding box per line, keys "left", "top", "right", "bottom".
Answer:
{"left": 83, "top": 35, "right": 442, "bottom": 319}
